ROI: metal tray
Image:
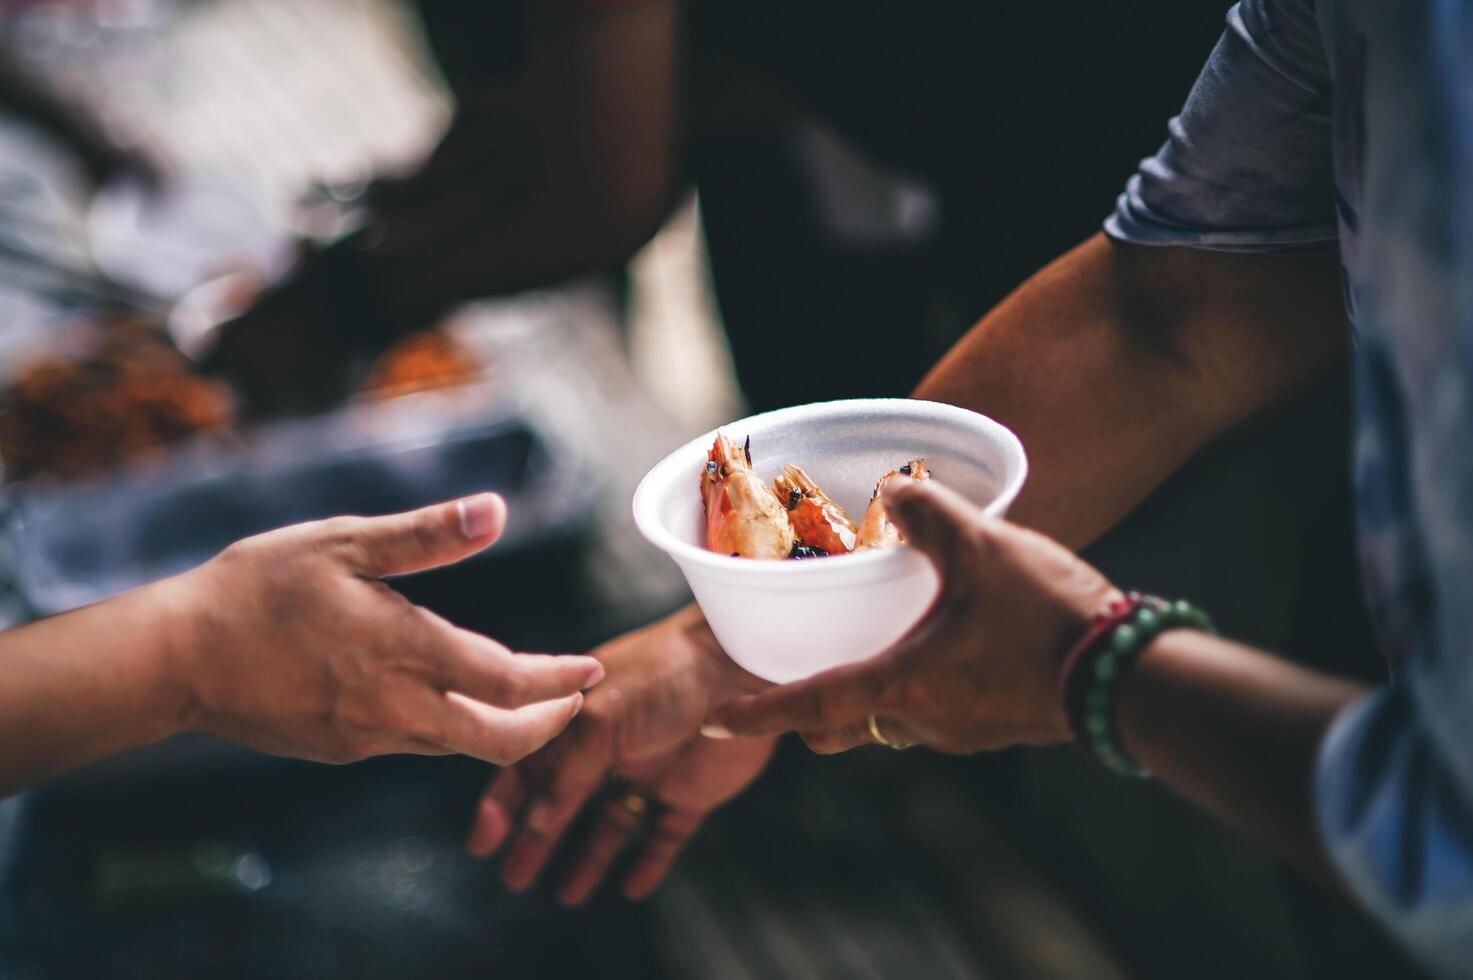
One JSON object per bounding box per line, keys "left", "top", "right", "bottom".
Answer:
{"left": 6, "top": 308, "right": 607, "bottom": 617}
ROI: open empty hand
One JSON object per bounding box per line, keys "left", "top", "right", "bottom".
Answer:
{"left": 174, "top": 493, "right": 604, "bottom": 766}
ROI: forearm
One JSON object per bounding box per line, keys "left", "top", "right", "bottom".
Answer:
{"left": 1117, "top": 630, "right": 1364, "bottom": 885}
{"left": 915, "top": 234, "right": 1349, "bottom": 548}
{"left": 368, "top": 0, "right": 680, "bottom": 319}
{"left": 0, "top": 577, "right": 194, "bottom": 798}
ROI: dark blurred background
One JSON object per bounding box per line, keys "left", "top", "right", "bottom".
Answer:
{"left": 0, "top": 1, "right": 1421, "bottom": 977}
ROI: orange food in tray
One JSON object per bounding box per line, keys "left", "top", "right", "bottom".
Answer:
{"left": 0, "top": 319, "right": 486, "bottom": 484}
{"left": 0, "top": 321, "right": 233, "bottom": 483}
{"left": 361, "top": 329, "right": 481, "bottom": 399}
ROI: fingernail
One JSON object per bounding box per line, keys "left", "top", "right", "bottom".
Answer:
{"left": 467, "top": 808, "right": 506, "bottom": 857}
{"left": 457, "top": 494, "right": 501, "bottom": 539}
{"left": 700, "top": 723, "right": 733, "bottom": 739}
{"left": 583, "top": 662, "right": 606, "bottom": 689}
{"left": 568, "top": 692, "right": 585, "bottom": 714}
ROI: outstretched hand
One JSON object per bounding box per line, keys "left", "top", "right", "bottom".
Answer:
{"left": 175, "top": 494, "right": 603, "bottom": 766}
{"left": 711, "top": 481, "right": 1121, "bottom": 754}
{"left": 466, "top": 607, "right": 775, "bottom": 904}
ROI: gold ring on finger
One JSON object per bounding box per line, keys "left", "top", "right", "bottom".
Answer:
{"left": 617, "top": 790, "right": 650, "bottom": 816}
{"left": 867, "top": 714, "right": 914, "bottom": 750}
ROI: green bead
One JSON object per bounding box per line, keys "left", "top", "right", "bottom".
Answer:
{"left": 1111, "top": 624, "right": 1139, "bottom": 654}
{"left": 1086, "top": 687, "right": 1110, "bottom": 712}
{"left": 1086, "top": 714, "right": 1109, "bottom": 737}
{"left": 1173, "top": 599, "right": 1194, "bottom": 619}
{"left": 1093, "top": 655, "right": 1118, "bottom": 681}
{"left": 1134, "top": 608, "right": 1160, "bottom": 633}
{"left": 1189, "top": 608, "right": 1213, "bottom": 630}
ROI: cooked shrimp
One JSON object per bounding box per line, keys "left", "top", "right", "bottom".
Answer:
{"left": 855, "top": 459, "right": 931, "bottom": 550}
{"left": 701, "top": 433, "right": 796, "bottom": 559}
{"left": 773, "top": 464, "right": 857, "bottom": 556}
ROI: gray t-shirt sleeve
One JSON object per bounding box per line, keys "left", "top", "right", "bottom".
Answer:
{"left": 1105, "top": 0, "right": 1339, "bottom": 253}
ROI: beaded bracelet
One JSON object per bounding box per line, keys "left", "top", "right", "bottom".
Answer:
{"left": 1060, "top": 593, "right": 1215, "bottom": 778}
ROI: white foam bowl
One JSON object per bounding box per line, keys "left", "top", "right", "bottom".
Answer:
{"left": 632, "top": 399, "right": 1028, "bottom": 682}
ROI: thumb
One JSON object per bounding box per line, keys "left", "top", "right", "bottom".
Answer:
{"left": 350, "top": 493, "right": 507, "bottom": 577}
{"left": 880, "top": 480, "right": 986, "bottom": 581}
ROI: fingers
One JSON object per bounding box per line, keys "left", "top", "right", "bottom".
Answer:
{"left": 437, "top": 625, "right": 604, "bottom": 707}
{"left": 402, "top": 737, "right": 456, "bottom": 757}
{"left": 881, "top": 480, "right": 990, "bottom": 584}
{"left": 346, "top": 493, "right": 507, "bottom": 578}
{"left": 468, "top": 763, "right": 533, "bottom": 858}
{"left": 799, "top": 716, "right": 920, "bottom": 755}
{"left": 555, "top": 795, "right": 647, "bottom": 906}
{"left": 555, "top": 799, "right": 704, "bottom": 906}
{"left": 799, "top": 722, "right": 874, "bottom": 755}
{"left": 709, "top": 484, "right": 991, "bottom": 743}
{"left": 622, "top": 808, "right": 704, "bottom": 900}
{"left": 347, "top": 735, "right": 457, "bottom": 761}
{"left": 500, "top": 739, "right": 612, "bottom": 891}
{"left": 430, "top": 690, "right": 584, "bottom": 766}
{"left": 711, "top": 657, "right": 901, "bottom": 738}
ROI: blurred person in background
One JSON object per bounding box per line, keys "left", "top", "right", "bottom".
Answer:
{"left": 0, "top": 492, "right": 602, "bottom": 799}
{"left": 466, "top": 0, "right": 1472, "bottom": 976}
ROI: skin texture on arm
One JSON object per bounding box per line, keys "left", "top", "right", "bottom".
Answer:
{"left": 1117, "top": 632, "right": 1362, "bottom": 886}
{"left": 915, "top": 233, "right": 1350, "bottom": 548}
{"left": 0, "top": 576, "right": 196, "bottom": 799}
{"left": 0, "top": 494, "right": 603, "bottom": 801}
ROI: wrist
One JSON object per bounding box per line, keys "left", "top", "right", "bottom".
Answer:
{"left": 1059, "top": 593, "right": 1215, "bottom": 778}
{"left": 144, "top": 566, "right": 217, "bottom": 737}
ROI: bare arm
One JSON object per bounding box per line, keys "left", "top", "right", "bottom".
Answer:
{"left": 899, "top": 236, "right": 1362, "bottom": 880}
{"left": 366, "top": 0, "right": 681, "bottom": 313}
{"left": 0, "top": 496, "right": 602, "bottom": 800}
{"left": 0, "top": 578, "right": 193, "bottom": 798}
{"left": 915, "top": 233, "right": 1350, "bottom": 547}
{"left": 1119, "top": 631, "right": 1363, "bottom": 885}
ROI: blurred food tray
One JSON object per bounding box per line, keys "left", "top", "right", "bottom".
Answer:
{"left": 6, "top": 300, "right": 619, "bottom": 617}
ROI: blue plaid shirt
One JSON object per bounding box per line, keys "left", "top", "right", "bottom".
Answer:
{"left": 1106, "top": 2, "right": 1473, "bottom": 975}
